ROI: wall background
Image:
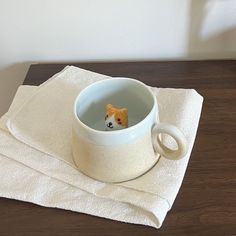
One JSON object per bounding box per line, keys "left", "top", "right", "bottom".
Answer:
{"left": 1, "top": 0, "right": 236, "bottom": 115}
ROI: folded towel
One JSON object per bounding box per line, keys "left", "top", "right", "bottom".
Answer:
{"left": 0, "top": 66, "right": 203, "bottom": 228}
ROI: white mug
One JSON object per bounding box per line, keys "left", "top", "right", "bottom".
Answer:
{"left": 72, "top": 78, "right": 188, "bottom": 183}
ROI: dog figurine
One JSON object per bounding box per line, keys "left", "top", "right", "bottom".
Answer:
{"left": 105, "top": 104, "right": 128, "bottom": 131}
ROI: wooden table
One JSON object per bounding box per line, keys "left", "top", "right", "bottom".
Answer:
{"left": 1, "top": 61, "right": 236, "bottom": 236}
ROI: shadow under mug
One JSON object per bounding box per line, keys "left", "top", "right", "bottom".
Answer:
{"left": 72, "top": 78, "right": 188, "bottom": 183}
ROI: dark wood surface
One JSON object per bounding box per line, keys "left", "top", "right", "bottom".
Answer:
{"left": 1, "top": 61, "right": 236, "bottom": 236}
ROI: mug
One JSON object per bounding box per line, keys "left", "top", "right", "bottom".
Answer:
{"left": 72, "top": 78, "right": 188, "bottom": 183}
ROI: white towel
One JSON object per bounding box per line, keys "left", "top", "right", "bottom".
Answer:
{"left": 0, "top": 66, "right": 203, "bottom": 228}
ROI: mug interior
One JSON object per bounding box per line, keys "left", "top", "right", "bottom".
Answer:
{"left": 76, "top": 78, "right": 154, "bottom": 131}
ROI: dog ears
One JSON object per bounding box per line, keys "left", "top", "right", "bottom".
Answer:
{"left": 106, "top": 104, "right": 128, "bottom": 115}
{"left": 106, "top": 104, "right": 113, "bottom": 110}
{"left": 121, "top": 108, "right": 128, "bottom": 115}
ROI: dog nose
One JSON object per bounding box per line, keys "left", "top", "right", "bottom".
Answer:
{"left": 108, "top": 122, "right": 112, "bottom": 126}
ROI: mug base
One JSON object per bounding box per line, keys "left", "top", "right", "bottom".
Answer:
{"left": 72, "top": 148, "right": 161, "bottom": 183}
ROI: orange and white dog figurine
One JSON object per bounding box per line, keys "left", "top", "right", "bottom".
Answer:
{"left": 105, "top": 104, "right": 128, "bottom": 131}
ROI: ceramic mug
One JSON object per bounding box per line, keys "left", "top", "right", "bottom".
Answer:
{"left": 72, "top": 78, "right": 188, "bottom": 183}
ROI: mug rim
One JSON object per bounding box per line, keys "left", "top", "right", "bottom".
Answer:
{"left": 73, "top": 77, "right": 157, "bottom": 135}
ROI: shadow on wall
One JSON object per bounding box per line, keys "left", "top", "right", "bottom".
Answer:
{"left": 1, "top": 0, "right": 236, "bottom": 117}
{"left": 0, "top": 63, "right": 30, "bottom": 116}
{"left": 187, "top": 0, "right": 236, "bottom": 59}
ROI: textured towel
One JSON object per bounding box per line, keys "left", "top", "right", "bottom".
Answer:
{"left": 0, "top": 66, "right": 203, "bottom": 228}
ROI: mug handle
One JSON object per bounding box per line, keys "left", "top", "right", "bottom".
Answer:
{"left": 152, "top": 123, "right": 188, "bottom": 160}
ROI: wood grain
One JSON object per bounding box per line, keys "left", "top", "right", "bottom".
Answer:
{"left": 1, "top": 61, "right": 236, "bottom": 236}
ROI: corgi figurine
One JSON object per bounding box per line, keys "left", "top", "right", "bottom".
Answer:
{"left": 105, "top": 104, "right": 128, "bottom": 131}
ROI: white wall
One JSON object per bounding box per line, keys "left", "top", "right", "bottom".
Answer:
{"left": 1, "top": 0, "right": 236, "bottom": 115}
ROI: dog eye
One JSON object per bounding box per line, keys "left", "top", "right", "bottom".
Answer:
{"left": 105, "top": 115, "right": 108, "bottom": 120}
{"left": 117, "top": 118, "right": 122, "bottom": 124}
